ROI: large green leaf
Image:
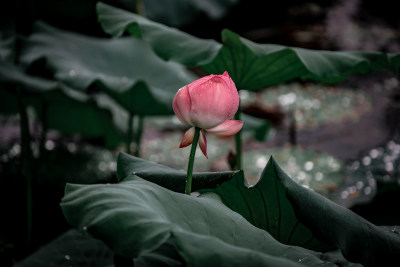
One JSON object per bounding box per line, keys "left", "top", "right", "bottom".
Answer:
{"left": 117, "top": 152, "right": 238, "bottom": 193}
{"left": 61, "top": 175, "right": 333, "bottom": 266}
{"left": 0, "top": 36, "right": 14, "bottom": 62}
{"left": 15, "top": 229, "right": 184, "bottom": 267}
{"left": 97, "top": 2, "right": 400, "bottom": 90}
{"left": 15, "top": 229, "right": 113, "bottom": 267}
{"left": 141, "top": 0, "right": 238, "bottom": 27}
{"left": 96, "top": 2, "right": 221, "bottom": 66}
{"left": 217, "top": 156, "right": 399, "bottom": 267}
{"left": 19, "top": 21, "right": 197, "bottom": 116}
{"left": 0, "top": 62, "right": 124, "bottom": 147}
{"left": 203, "top": 30, "right": 400, "bottom": 89}
{"left": 201, "top": 156, "right": 332, "bottom": 252}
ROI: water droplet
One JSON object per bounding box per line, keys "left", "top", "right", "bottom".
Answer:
{"left": 369, "top": 149, "right": 379, "bottom": 159}
{"left": 65, "top": 255, "right": 71, "bottom": 260}
{"left": 109, "top": 162, "right": 117, "bottom": 172}
{"left": 67, "top": 143, "right": 77, "bottom": 153}
{"left": 356, "top": 181, "right": 364, "bottom": 189}
{"left": 69, "top": 69, "right": 76, "bottom": 77}
{"left": 278, "top": 92, "right": 297, "bottom": 106}
{"left": 315, "top": 172, "right": 323, "bottom": 181}
{"left": 239, "top": 90, "right": 250, "bottom": 101}
{"left": 98, "top": 162, "right": 107, "bottom": 172}
{"left": 364, "top": 186, "right": 372, "bottom": 195}
{"left": 45, "top": 140, "right": 55, "bottom": 151}
{"left": 388, "top": 140, "right": 396, "bottom": 151}
{"left": 256, "top": 157, "right": 268, "bottom": 168}
{"left": 383, "top": 155, "right": 392, "bottom": 163}
{"left": 351, "top": 161, "right": 360, "bottom": 170}
{"left": 82, "top": 226, "right": 87, "bottom": 231}
{"left": 297, "top": 171, "right": 307, "bottom": 181}
{"left": 304, "top": 161, "right": 314, "bottom": 171}
{"left": 362, "top": 156, "right": 371, "bottom": 166}
{"left": 190, "top": 192, "right": 200, "bottom": 197}
{"left": 9, "top": 144, "right": 21, "bottom": 157}
{"left": 385, "top": 162, "right": 394, "bottom": 172}
{"left": 341, "top": 190, "right": 349, "bottom": 199}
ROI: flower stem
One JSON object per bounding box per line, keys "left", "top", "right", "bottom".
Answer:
{"left": 18, "top": 87, "right": 33, "bottom": 249}
{"left": 39, "top": 101, "right": 48, "bottom": 157}
{"left": 134, "top": 115, "right": 144, "bottom": 157}
{"left": 185, "top": 127, "right": 200, "bottom": 195}
{"left": 234, "top": 106, "right": 242, "bottom": 170}
{"left": 126, "top": 111, "right": 134, "bottom": 154}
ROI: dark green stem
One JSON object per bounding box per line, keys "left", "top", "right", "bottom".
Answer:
{"left": 234, "top": 105, "right": 242, "bottom": 170}
{"left": 126, "top": 112, "right": 134, "bottom": 154}
{"left": 18, "top": 88, "right": 33, "bottom": 249}
{"left": 185, "top": 128, "right": 200, "bottom": 195}
{"left": 39, "top": 101, "right": 48, "bottom": 157}
{"left": 134, "top": 115, "right": 144, "bottom": 157}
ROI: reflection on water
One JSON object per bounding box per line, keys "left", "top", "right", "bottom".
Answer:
{"left": 242, "top": 146, "right": 345, "bottom": 196}
{"left": 240, "top": 83, "right": 371, "bottom": 129}
{"left": 335, "top": 140, "right": 400, "bottom": 207}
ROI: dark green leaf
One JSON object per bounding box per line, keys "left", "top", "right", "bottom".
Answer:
{"left": 15, "top": 229, "right": 184, "bottom": 267}
{"left": 97, "top": 3, "right": 400, "bottom": 90}
{"left": 15, "top": 229, "right": 113, "bottom": 267}
{"left": 116, "top": 152, "right": 237, "bottom": 192}
{"left": 0, "top": 62, "right": 125, "bottom": 147}
{"left": 203, "top": 29, "right": 400, "bottom": 89}
{"left": 202, "top": 157, "right": 332, "bottom": 252}
{"left": 0, "top": 36, "right": 15, "bottom": 62}
{"left": 19, "top": 21, "right": 197, "bottom": 116}
{"left": 96, "top": 2, "right": 221, "bottom": 66}
{"left": 141, "top": 0, "right": 239, "bottom": 27}
{"left": 61, "top": 175, "right": 333, "bottom": 266}
{"left": 36, "top": 88, "right": 124, "bottom": 148}
{"left": 268, "top": 157, "right": 400, "bottom": 266}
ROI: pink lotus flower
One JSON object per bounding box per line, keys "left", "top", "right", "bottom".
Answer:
{"left": 173, "top": 71, "right": 244, "bottom": 158}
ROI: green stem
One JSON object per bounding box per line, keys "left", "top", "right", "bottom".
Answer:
{"left": 18, "top": 88, "right": 33, "bottom": 249}
{"left": 126, "top": 112, "right": 134, "bottom": 154}
{"left": 185, "top": 128, "right": 200, "bottom": 195}
{"left": 234, "top": 105, "right": 242, "bottom": 170}
{"left": 134, "top": 115, "right": 144, "bottom": 157}
{"left": 39, "top": 101, "right": 48, "bottom": 157}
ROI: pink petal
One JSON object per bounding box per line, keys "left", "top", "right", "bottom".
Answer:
{"left": 199, "top": 130, "right": 208, "bottom": 158}
{"left": 179, "top": 127, "right": 195, "bottom": 148}
{"left": 173, "top": 86, "right": 192, "bottom": 125}
{"left": 206, "top": 120, "right": 244, "bottom": 137}
{"left": 188, "top": 72, "right": 239, "bottom": 129}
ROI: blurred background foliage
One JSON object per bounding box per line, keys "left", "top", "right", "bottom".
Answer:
{"left": 1, "top": 0, "right": 400, "bottom": 265}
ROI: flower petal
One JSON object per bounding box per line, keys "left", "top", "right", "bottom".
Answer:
{"left": 199, "top": 130, "right": 208, "bottom": 158}
{"left": 206, "top": 120, "right": 244, "bottom": 137}
{"left": 188, "top": 72, "right": 239, "bottom": 129}
{"left": 173, "top": 86, "right": 192, "bottom": 125}
{"left": 179, "top": 127, "right": 195, "bottom": 148}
